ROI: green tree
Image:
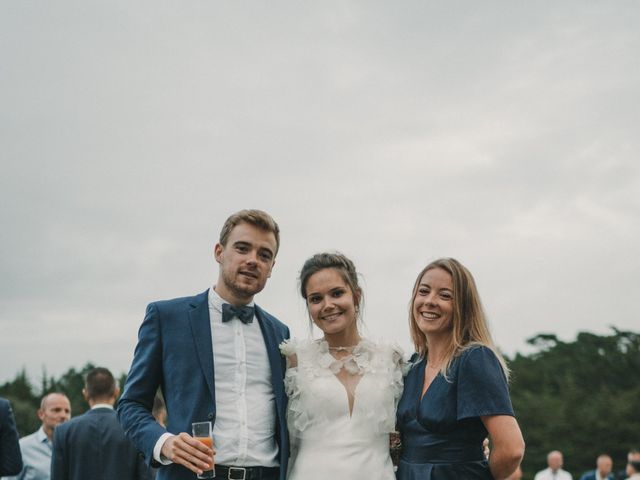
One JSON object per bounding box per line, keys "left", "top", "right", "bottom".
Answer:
{"left": 509, "top": 328, "right": 640, "bottom": 479}
{"left": 0, "top": 362, "right": 127, "bottom": 435}
{"left": 0, "top": 369, "right": 39, "bottom": 436}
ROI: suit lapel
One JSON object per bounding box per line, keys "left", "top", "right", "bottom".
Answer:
{"left": 188, "top": 290, "right": 215, "bottom": 405}
{"left": 255, "top": 306, "right": 285, "bottom": 411}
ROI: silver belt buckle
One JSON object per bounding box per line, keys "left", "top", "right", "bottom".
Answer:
{"left": 228, "top": 467, "right": 247, "bottom": 480}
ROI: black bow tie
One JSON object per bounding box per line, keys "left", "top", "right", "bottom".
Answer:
{"left": 221, "top": 303, "right": 254, "bottom": 324}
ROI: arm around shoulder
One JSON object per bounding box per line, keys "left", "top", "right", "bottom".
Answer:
{"left": 279, "top": 339, "right": 298, "bottom": 368}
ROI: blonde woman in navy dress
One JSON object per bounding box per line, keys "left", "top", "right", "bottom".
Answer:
{"left": 396, "top": 258, "right": 525, "bottom": 479}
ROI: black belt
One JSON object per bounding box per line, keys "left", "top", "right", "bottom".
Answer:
{"left": 215, "top": 465, "right": 278, "bottom": 480}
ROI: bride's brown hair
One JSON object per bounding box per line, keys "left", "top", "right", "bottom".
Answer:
{"left": 299, "top": 252, "right": 363, "bottom": 317}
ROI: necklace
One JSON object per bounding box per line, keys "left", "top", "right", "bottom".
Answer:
{"left": 328, "top": 345, "right": 358, "bottom": 352}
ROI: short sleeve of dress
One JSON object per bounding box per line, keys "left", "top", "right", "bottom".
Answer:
{"left": 456, "top": 346, "right": 514, "bottom": 420}
{"left": 279, "top": 339, "right": 313, "bottom": 434}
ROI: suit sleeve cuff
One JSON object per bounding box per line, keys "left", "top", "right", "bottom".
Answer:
{"left": 154, "top": 433, "right": 175, "bottom": 465}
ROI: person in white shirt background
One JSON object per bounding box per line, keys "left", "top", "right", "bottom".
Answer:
{"left": 2, "top": 393, "right": 71, "bottom": 480}
{"left": 535, "top": 450, "right": 573, "bottom": 480}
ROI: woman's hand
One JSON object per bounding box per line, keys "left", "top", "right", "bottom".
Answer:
{"left": 483, "top": 438, "right": 490, "bottom": 459}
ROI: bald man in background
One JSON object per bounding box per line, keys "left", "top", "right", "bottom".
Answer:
{"left": 2, "top": 393, "right": 71, "bottom": 480}
{"left": 579, "top": 454, "right": 614, "bottom": 480}
{"left": 535, "top": 450, "right": 573, "bottom": 480}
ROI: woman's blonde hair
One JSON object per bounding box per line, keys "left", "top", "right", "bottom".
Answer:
{"left": 408, "top": 257, "right": 509, "bottom": 380}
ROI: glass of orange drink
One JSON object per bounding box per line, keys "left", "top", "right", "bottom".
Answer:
{"left": 191, "top": 421, "right": 215, "bottom": 478}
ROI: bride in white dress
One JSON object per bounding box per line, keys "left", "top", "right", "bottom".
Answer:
{"left": 280, "top": 252, "right": 404, "bottom": 480}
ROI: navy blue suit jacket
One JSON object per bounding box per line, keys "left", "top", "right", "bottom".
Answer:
{"left": 0, "top": 397, "right": 23, "bottom": 476}
{"left": 51, "top": 407, "right": 150, "bottom": 480}
{"left": 117, "top": 290, "right": 290, "bottom": 480}
{"left": 579, "top": 471, "right": 615, "bottom": 480}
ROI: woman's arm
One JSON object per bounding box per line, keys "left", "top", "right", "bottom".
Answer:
{"left": 481, "top": 415, "right": 525, "bottom": 480}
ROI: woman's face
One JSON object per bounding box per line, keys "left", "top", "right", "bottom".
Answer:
{"left": 413, "top": 267, "right": 454, "bottom": 338}
{"left": 305, "top": 268, "right": 359, "bottom": 338}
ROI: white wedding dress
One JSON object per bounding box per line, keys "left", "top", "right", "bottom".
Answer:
{"left": 280, "top": 338, "right": 404, "bottom": 480}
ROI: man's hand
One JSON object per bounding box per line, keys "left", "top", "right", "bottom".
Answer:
{"left": 161, "top": 433, "right": 214, "bottom": 475}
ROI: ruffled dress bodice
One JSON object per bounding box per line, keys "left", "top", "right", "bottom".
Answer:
{"left": 280, "top": 338, "right": 405, "bottom": 480}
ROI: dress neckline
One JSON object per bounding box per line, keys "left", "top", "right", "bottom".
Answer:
{"left": 316, "top": 339, "right": 374, "bottom": 375}
{"left": 418, "top": 357, "right": 443, "bottom": 402}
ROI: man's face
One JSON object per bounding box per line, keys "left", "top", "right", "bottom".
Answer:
{"left": 597, "top": 456, "right": 612, "bottom": 476}
{"left": 548, "top": 452, "right": 563, "bottom": 471}
{"left": 214, "top": 222, "right": 277, "bottom": 305}
{"left": 38, "top": 394, "right": 71, "bottom": 436}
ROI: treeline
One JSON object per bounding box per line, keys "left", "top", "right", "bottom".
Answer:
{"left": 509, "top": 328, "right": 640, "bottom": 479}
{"left": 0, "top": 364, "right": 127, "bottom": 437}
{"left": 1, "top": 329, "right": 638, "bottom": 479}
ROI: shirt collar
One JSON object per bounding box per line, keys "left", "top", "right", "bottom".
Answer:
{"left": 91, "top": 403, "right": 114, "bottom": 410}
{"left": 36, "top": 425, "right": 50, "bottom": 444}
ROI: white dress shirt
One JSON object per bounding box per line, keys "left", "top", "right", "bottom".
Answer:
{"left": 154, "top": 288, "right": 278, "bottom": 467}
{"left": 534, "top": 467, "right": 573, "bottom": 480}
{"left": 208, "top": 288, "right": 278, "bottom": 466}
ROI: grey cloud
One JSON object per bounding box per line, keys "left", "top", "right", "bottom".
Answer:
{"left": 1, "top": 1, "right": 639, "bottom": 382}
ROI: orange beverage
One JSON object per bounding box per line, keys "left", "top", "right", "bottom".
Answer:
{"left": 192, "top": 421, "right": 215, "bottom": 478}
{"left": 196, "top": 436, "right": 213, "bottom": 448}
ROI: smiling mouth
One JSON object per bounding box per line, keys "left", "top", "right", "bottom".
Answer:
{"left": 420, "top": 312, "right": 440, "bottom": 320}
{"left": 239, "top": 271, "right": 258, "bottom": 279}
{"left": 321, "top": 312, "right": 342, "bottom": 321}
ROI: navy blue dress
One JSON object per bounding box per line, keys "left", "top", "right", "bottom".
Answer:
{"left": 396, "top": 346, "right": 514, "bottom": 480}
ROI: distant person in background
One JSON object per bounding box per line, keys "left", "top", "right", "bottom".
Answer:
{"left": 51, "top": 367, "right": 150, "bottom": 480}
{"left": 626, "top": 450, "right": 640, "bottom": 480}
{"left": 0, "top": 397, "right": 22, "bottom": 476}
{"left": 614, "top": 450, "right": 637, "bottom": 480}
{"left": 2, "top": 393, "right": 71, "bottom": 480}
{"left": 534, "top": 450, "right": 572, "bottom": 480}
{"left": 506, "top": 465, "right": 523, "bottom": 480}
{"left": 579, "top": 454, "right": 614, "bottom": 480}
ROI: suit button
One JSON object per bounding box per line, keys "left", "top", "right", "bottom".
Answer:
{"left": 207, "top": 413, "right": 214, "bottom": 420}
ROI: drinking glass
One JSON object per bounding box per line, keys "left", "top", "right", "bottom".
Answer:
{"left": 191, "top": 421, "right": 215, "bottom": 478}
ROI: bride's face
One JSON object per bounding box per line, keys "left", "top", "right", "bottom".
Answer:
{"left": 304, "top": 268, "right": 359, "bottom": 338}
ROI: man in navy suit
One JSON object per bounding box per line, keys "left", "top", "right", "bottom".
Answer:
{"left": 0, "top": 397, "right": 23, "bottom": 476}
{"left": 118, "top": 209, "right": 289, "bottom": 480}
{"left": 578, "top": 454, "right": 614, "bottom": 480}
{"left": 51, "top": 367, "right": 150, "bottom": 480}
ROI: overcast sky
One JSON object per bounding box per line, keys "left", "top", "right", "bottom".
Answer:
{"left": 1, "top": 1, "right": 638, "bottom": 385}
